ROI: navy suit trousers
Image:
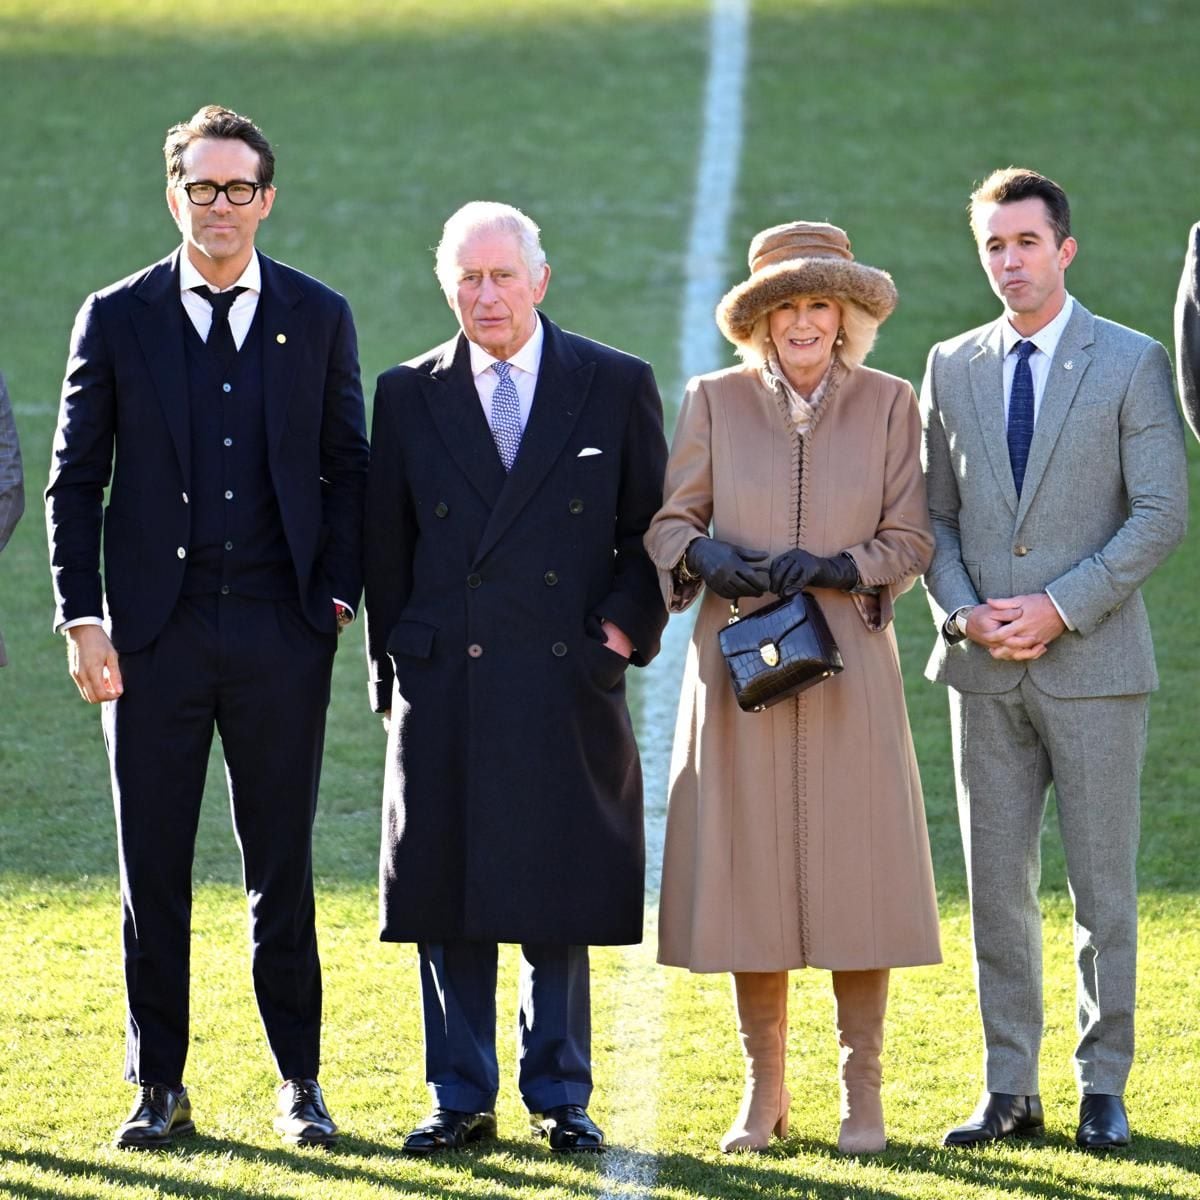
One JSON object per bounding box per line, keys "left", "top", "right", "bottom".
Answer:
{"left": 418, "top": 940, "right": 592, "bottom": 1113}
{"left": 102, "top": 593, "right": 335, "bottom": 1086}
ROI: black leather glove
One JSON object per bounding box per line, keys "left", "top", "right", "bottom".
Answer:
{"left": 768, "top": 548, "right": 860, "bottom": 596}
{"left": 685, "top": 538, "right": 771, "bottom": 600}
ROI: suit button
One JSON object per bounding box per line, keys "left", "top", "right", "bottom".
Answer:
{"left": 552, "top": 641, "right": 568, "bottom": 657}
{"left": 176, "top": 547, "right": 186, "bottom": 559}
{"left": 225, "top": 490, "right": 234, "bottom": 500}
{"left": 222, "top": 383, "right": 232, "bottom": 394}
{"left": 467, "top": 643, "right": 483, "bottom": 658}
{"left": 568, "top": 498, "right": 584, "bottom": 514}
{"left": 223, "top": 437, "right": 233, "bottom": 447}
{"left": 434, "top": 502, "right": 449, "bottom": 518}
{"left": 1014, "top": 544, "right": 1030, "bottom": 556}
{"left": 467, "top": 573, "right": 482, "bottom": 588}
{"left": 220, "top": 585, "right": 230, "bottom": 595}
{"left": 224, "top": 540, "right": 233, "bottom": 551}
{"left": 544, "top": 571, "right": 559, "bottom": 586}
{"left": 181, "top": 492, "right": 189, "bottom": 504}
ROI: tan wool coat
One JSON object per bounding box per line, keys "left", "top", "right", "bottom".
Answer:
{"left": 645, "top": 362, "right": 942, "bottom": 973}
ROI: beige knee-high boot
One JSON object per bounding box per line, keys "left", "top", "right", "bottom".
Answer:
{"left": 832, "top": 968, "right": 889, "bottom": 1154}
{"left": 720, "top": 971, "right": 791, "bottom": 1153}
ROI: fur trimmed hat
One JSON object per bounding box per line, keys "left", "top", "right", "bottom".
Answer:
{"left": 716, "top": 221, "right": 898, "bottom": 348}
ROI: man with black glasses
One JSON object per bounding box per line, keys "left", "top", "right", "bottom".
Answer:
{"left": 46, "top": 105, "right": 368, "bottom": 1150}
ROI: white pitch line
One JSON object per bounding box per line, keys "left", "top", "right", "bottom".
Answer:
{"left": 600, "top": 1, "right": 749, "bottom": 1195}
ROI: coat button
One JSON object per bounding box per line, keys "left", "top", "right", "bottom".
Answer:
{"left": 181, "top": 492, "right": 189, "bottom": 504}
{"left": 544, "top": 570, "right": 559, "bottom": 586}
{"left": 222, "top": 383, "right": 232, "bottom": 394}
{"left": 224, "top": 540, "right": 233, "bottom": 551}
{"left": 220, "top": 584, "right": 230, "bottom": 595}
{"left": 434, "top": 501, "right": 449, "bottom": 518}
{"left": 467, "top": 573, "right": 482, "bottom": 588}
{"left": 568, "top": 498, "right": 584, "bottom": 514}
{"left": 1014, "top": 544, "right": 1030, "bottom": 557}
{"left": 176, "top": 547, "right": 186, "bottom": 559}
{"left": 552, "top": 641, "right": 568, "bottom": 657}
{"left": 467, "top": 643, "right": 483, "bottom": 658}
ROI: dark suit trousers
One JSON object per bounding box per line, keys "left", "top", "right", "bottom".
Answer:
{"left": 102, "top": 594, "right": 334, "bottom": 1086}
{"left": 418, "top": 941, "right": 592, "bottom": 1113}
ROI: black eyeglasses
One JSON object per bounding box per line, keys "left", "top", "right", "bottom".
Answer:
{"left": 180, "top": 180, "right": 266, "bottom": 206}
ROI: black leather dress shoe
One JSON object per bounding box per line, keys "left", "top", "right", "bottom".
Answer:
{"left": 943, "top": 1092, "right": 1044, "bottom": 1147}
{"left": 1076, "top": 1093, "right": 1130, "bottom": 1149}
{"left": 402, "top": 1108, "right": 497, "bottom": 1155}
{"left": 532, "top": 1104, "right": 605, "bottom": 1152}
{"left": 274, "top": 1078, "right": 338, "bottom": 1147}
{"left": 113, "top": 1084, "right": 195, "bottom": 1150}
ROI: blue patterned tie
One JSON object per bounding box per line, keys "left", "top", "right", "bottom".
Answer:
{"left": 489, "top": 360, "right": 522, "bottom": 471}
{"left": 1007, "top": 340, "right": 1036, "bottom": 496}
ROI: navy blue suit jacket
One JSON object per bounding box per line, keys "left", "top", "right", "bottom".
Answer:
{"left": 46, "top": 248, "right": 368, "bottom": 652}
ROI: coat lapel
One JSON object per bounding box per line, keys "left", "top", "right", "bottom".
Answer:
{"left": 967, "top": 319, "right": 1018, "bottom": 514}
{"left": 1015, "top": 303, "right": 1093, "bottom": 522}
{"left": 423, "top": 334, "right": 508, "bottom": 508}
{"left": 258, "top": 254, "right": 303, "bottom": 453}
{"left": 474, "top": 316, "right": 592, "bottom": 564}
{"left": 131, "top": 250, "right": 190, "bottom": 487}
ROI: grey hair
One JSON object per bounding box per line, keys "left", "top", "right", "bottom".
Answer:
{"left": 434, "top": 201, "right": 547, "bottom": 297}
{"left": 736, "top": 296, "right": 879, "bottom": 372}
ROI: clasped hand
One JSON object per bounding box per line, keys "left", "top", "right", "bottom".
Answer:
{"left": 686, "top": 539, "right": 857, "bottom": 600}
{"left": 961, "top": 593, "right": 1067, "bottom": 660}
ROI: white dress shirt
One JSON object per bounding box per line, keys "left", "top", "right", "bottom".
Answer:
{"left": 179, "top": 252, "right": 262, "bottom": 348}
{"left": 999, "top": 294, "right": 1075, "bottom": 423}
{"left": 467, "top": 312, "right": 544, "bottom": 427}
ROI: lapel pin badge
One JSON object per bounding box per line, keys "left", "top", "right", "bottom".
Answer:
{"left": 1063, "top": 360, "right": 1074, "bottom": 370}
{"left": 276, "top": 333, "right": 287, "bottom": 344}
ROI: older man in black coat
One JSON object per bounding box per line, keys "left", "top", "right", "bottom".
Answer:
{"left": 364, "top": 201, "right": 667, "bottom": 1154}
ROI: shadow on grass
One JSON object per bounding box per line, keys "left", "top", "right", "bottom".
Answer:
{"left": 4, "top": 1129, "right": 1197, "bottom": 1200}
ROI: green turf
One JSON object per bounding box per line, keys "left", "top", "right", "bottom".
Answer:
{"left": 2, "top": 1, "right": 1199, "bottom": 1197}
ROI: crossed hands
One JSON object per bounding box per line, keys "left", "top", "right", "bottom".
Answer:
{"left": 959, "top": 593, "right": 1067, "bottom": 661}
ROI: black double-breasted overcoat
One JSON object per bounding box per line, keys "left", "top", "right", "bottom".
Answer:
{"left": 364, "top": 314, "right": 667, "bottom": 945}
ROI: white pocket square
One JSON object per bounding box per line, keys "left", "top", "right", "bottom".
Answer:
{"left": 577, "top": 447, "right": 603, "bottom": 457}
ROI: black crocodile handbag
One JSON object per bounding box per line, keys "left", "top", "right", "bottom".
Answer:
{"left": 717, "top": 591, "right": 844, "bottom": 712}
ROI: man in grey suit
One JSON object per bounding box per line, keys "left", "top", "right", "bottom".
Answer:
{"left": 0, "top": 371, "right": 25, "bottom": 667}
{"left": 1172, "top": 221, "right": 1200, "bottom": 441}
{"left": 921, "top": 168, "right": 1187, "bottom": 1150}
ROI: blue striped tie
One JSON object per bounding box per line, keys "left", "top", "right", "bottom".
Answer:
{"left": 490, "top": 360, "right": 522, "bottom": 471}
{"left": 1007, "top": 340, "right": 1036, "bottom": 496}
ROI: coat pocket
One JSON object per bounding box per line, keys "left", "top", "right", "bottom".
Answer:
{"left": 387, "top": 619, "right": 437, "bottom": 660}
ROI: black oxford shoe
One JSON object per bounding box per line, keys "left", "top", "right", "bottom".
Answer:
{"left": 274, "top": 1078, "right": 338, "bottom": 1147}
{"left": 113, "top": 1084, "right": 195, "bottom": 1150}
{"left": 532, "top": 1104, "right": 605, "bottom": 1152}
{"left": 402, "top": 1108, "right": 497, "bottom": 1155}
{"left": 943, "top": 1092, "right": 1044, "bottom": 1147}
{"left": 1076, "top": 1093, "right": 1130, "bottom": 1150}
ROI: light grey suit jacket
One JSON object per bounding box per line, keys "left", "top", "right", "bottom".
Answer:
{"left": 0, "top": 371, "right": 26, "bottom": 666}
{"left": 921, "top": 300, "right": 1187, "bottom": 699}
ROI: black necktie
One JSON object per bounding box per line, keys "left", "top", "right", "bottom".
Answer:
{"left": 192, "top": 285, "right": 247, "bottom": 368}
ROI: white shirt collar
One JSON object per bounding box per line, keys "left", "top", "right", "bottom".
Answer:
{"left": 467, "top": 311, "right": 545, "bottom": 379}
{"left": 179, "top": 249, "right": 262, "bottom": 296}
{"left": 1000, "top": 293, "right": 1075, "bottom": 359}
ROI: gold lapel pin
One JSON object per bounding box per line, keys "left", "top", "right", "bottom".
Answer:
{"left": 276, "top": 333, "right": 287, "bottom": 344}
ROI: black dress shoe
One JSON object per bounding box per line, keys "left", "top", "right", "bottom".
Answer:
{"left": 1076, "top": 1093, "right": 1130, "bottom": 1150}
{"left": 113, "top": 1084, "right": 195, "bottom": 1150}
{"left": 943, "top": 1092, "right": 1044, "bottom": 1146}
{"left": 274, "top": 1078, "right": 338, "bottom": 1147}
{"left": 532, "top": 1104, "right": 605, "bottom": 1152}
{"left": 402, "top": 1108, "right": 497, "bottom": 1155}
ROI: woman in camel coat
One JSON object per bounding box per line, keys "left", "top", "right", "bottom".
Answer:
{"left": 645, "top": 221, "right": 940, "bottom": 1155}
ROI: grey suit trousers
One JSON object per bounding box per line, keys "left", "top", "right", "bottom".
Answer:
{"left": 950, "top": 675, "right": 1146, "bottom": 1096}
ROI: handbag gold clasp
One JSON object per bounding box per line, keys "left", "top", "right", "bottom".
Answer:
{"left": 760, "top": 642, "right": 780, "bottom": 667}
{"left": 727, "top": 602, "right": 740, "bottom": 626}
